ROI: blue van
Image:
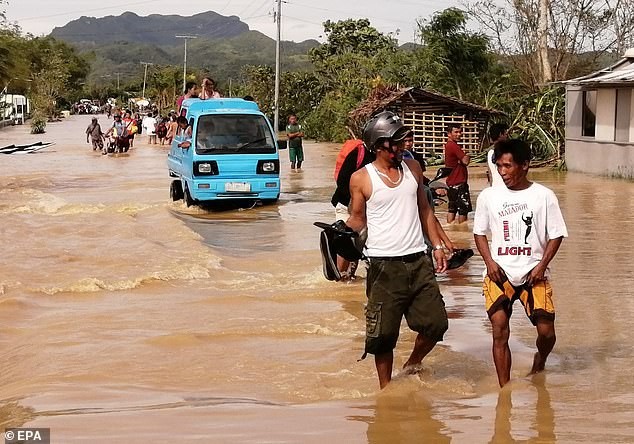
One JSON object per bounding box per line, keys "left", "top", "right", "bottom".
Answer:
{"left": 167, "top": 98, "right": 283, "bottom": 206}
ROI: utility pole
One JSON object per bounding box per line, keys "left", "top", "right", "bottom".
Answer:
{"left": 175, "top": 35, "right": 197, "bottom": 93}
{"left": 140, "top": 62, "right": 154, "bottom": 99}
{"left": 274, "top": 0, "right": 282, "bottom": 133}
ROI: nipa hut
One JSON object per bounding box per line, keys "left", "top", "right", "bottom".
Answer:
{"left": 348, "top": 87, "right": 504, "bottom": 159}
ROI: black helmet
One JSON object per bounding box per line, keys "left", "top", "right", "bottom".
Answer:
{"left": 362, "top": 111, "right": 411, "bottom": 151}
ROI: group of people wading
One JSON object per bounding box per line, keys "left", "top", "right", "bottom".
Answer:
{"left": 336, "top": 111, "right": 567, "bottom": 389}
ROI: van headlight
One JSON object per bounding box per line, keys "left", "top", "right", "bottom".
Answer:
{"left": 194, "top": 161, "right": 218, "bottom": 176}
{"left": 256, "top": 159, "right": 279, "bottom": 174}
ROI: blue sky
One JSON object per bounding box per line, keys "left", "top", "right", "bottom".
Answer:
{"left": 4, "top": 0, "right": 460, "bottom": 44}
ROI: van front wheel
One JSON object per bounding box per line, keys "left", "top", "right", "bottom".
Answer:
{"left": 170, "top": 180, "right": 184, "bottom": 201}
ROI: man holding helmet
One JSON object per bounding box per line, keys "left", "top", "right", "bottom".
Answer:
{"left": 345, "top": 111, "right": 450, "bottom": 389}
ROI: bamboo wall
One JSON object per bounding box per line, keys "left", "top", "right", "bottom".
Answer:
{"left": 396, "top": 106, "right": 487, "bottom": 159}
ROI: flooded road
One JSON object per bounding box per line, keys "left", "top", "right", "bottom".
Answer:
{"left": 0, "top": 115, "right": 633, "bottom": 443}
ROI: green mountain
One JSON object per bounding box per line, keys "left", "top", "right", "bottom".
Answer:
{"left": 50, "top": 11, "right": 320, "bottom": 90}
{"left": 50, "top": 11, "right": 249, "bottom": 46}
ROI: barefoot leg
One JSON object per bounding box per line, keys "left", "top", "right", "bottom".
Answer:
{"left": 375, "top": 352, "right": 393, "bottom": 389}
{"left": 403, "top": 333, "right": 436, "bottom": 369}
{"left": 529, "top": 318, "right": 556, "bottom": 375}
{"left": 490, "top": 309, "right": 512, "bottom": 387}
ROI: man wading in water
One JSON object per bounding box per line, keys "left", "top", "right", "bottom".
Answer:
{"left": 345, "top": 111, "right": 449, "bottom": 389}
{"left": 473, "top": 139, "right": 568, "bottom": 387}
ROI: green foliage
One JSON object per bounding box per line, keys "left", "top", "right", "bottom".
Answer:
{"left": 147, "top": 64, "right": 182, "bottom": 113}
{"left": 310, "top": 19, "right": 397, "bottom": 64}
{"left": 304, "top": 91, "right": 359, "bottom": 142}
{"left": 30, "top": 110, "right": 46, "bottom": 134}
{"left": 416, "top": 8, "right": 491, "bottom": 101}
{"left": 510, "top": 86, "right": 566, "bottom": 160}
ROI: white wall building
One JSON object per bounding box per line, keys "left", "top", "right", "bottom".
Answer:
{"left": 565, "top": 50, "right": 634, "bottom": 179}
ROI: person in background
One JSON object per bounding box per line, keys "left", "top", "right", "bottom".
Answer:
{"left": 404, "top": 134, "right": 455, "bottom": 255}
{"left": 165, "top": 114, "right": 178, "bottom": 145}
{"left": 444, "top": 124, "right": 472, "bottom": 224}
{"left": 106, "top": 113, "right": 129, "bottom": 153}
{"left": 123, "top": 111, "right": 137, "bottom": 149}
{"left": 487, "top": 123, "right": 510, "bottom": 187}
{"left": 331, "top": 140, "right": 374, "bottom": 280}
{"left": 286, "top": 114, "right": 304, "bottom": 171}
{"left": 199, "top": 77, "right": 221, "bottom": 100}
{"left": 176, "top": 116, "right": 192, "bottom": 149}
{"left": 157, "top": 116, "right": 169, "bottom": 146}
{"left": 86, "top": 117, "right": 105, "bottom": 152}
{"left": 143, "top": 112, "right": 158, "bottom": 145}
{"left": 177, "top": 81, "right": 199, "bottom": 112}
{"left": 473, "top": 139, "right": 568, "bottom": 387}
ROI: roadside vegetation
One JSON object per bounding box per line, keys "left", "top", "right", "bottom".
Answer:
{"left": 2, "top": 0, "right": 632, "bottom": 160}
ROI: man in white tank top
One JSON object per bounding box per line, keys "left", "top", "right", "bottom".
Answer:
{"left": 344, "top": 111, "right": 450, "bottom": 389}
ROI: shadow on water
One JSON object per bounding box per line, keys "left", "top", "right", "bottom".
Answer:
{"left": 491, "top": 375, "right": 555, "bottom": 444}
{"left": 348, "top": 390, "right": 451, "bottom": 444}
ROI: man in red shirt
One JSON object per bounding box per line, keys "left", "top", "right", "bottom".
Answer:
{"left": 444, "top": 124, "right": 472, "bottom": 224}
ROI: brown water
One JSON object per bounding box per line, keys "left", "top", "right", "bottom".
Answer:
{"left": 0, "top": 115, "right": 633, "bottom": 443}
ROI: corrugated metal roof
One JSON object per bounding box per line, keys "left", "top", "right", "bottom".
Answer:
{"left": 567, "top": 58, "right": 634, "bottom": 85}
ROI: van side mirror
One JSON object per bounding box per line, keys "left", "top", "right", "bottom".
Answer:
{"left": 277, "top": 139, "right": 287, "bottom": 150}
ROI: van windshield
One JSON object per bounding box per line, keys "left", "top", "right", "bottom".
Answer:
{"left": 195, "top": 114, "right": 276, "bottom": 155}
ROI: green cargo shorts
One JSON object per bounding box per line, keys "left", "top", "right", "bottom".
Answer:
{"left": 364, "top": 253, "right": 448, "bottom": 356}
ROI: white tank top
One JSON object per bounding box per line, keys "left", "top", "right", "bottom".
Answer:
{"left": 365, "top": 162, "right": 427, "bottom": 257}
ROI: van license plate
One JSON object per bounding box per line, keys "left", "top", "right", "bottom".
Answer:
{"left": 225, "top": 182, "right": 251, "bottom": 192}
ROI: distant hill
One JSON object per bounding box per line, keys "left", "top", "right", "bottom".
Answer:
{"left": 50, "top": 11, "right": 250, "bottom": 46}
{"left": 51, "top": 11, "right": 321, "bottom": 92}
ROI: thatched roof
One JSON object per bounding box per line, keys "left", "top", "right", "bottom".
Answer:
{"left": 348, "top": 86, "right": 504, "bottom": 137}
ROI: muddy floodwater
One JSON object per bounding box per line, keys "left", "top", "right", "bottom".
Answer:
{"left": 0, "top": 115, "right": 633, "bottom": 443}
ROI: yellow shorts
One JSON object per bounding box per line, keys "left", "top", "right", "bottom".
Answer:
{"left": 482, "top": 277, "right": 555, "bottom": 325}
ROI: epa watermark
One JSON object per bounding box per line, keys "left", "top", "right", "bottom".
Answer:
{"left": 4, "top": 428, "right": 50, "bottom": 444}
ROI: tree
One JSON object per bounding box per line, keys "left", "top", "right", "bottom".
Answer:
{"left": 0, "top": 0, "right": 14, "bottom": 86}
{"left": 467, "top": 0, "right": 634, "bottom": 88}
{"left": 148, "top": 65, "right": 181, "bottom": 113}
{"left": 415, "top": 8, "right": 492, "bottom": 101}
{"left": 310, "top": 19, "right": 397, "bottom": 64}
{"left": 304, "top": 19, "right": 400, "bottom": 140}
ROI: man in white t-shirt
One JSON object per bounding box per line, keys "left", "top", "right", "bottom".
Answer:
{"left": 473, "top": 139, "right": 568, "bottom": 387}
{"left": 142, "top": 112, "right": 158, "bottom": 145}
{"left": 486, "top": 123, "right": 509, "bottom": 187}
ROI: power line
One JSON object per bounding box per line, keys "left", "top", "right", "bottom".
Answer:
{"left": 285, "top": 2, "right": 413, "bottom": 25}
{"left": 15, "top": 0, "right": 160, "bottom": 22}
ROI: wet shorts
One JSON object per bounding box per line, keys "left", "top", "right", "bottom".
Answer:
{"left": 289, "top": 145, "right": 304, "bottom": 163}
{"left": 364, "top": 253, "right": 448, "bottom": 356}
{"left": 483, "top": 276, "right": 555, "bottom": 325}
{"left": 447, "top": 183, "right": 472, "bottom": 216}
